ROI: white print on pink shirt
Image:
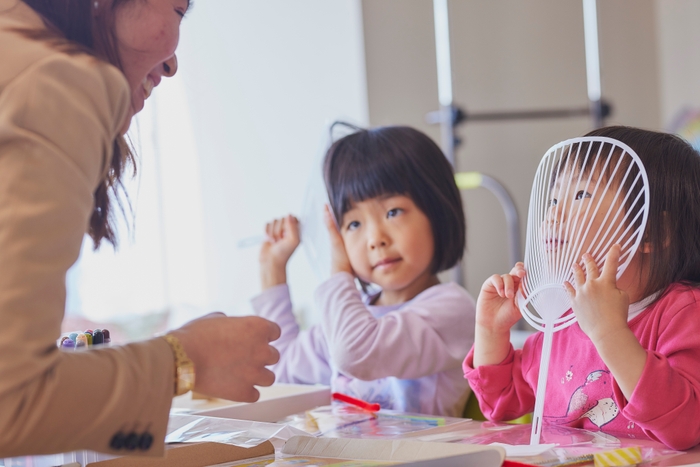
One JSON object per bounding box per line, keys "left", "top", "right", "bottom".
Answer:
{"left": 549, "top": 369, "right": 620, "bottom": 428}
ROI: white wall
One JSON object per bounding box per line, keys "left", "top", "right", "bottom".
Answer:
{"left": 656, "top": 0, "right": 700, "bottom": 127}
{"left": 173, "top": 1, "right": 369, "bottom": 325}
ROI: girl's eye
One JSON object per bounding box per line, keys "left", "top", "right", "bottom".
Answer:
{"left": 575, "top": 190, "right": 592, "bottom": 200}
{"left": 387, "top": 208, "right": 403, "bottom": 218}
{"left": 346, "top": 220, "right": 360, "bottom": 231}
{"left": 175, "top": 9, "right": 185, "bottom": 17}
{"left": 548, "top": 198, "right": 558, "bottom": 207}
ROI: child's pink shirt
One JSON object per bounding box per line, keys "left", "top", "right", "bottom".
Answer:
{"left": 463, "top": 283, "right": 700, "bottom": 451}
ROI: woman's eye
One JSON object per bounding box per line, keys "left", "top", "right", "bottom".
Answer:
{"left": 575, "top": 190, "right": 592, "bottom": 200}
{"left": 387, "top": 208, "right": 403, "bottom": 218}
{"left": 548, "top": 198, "right": 558, "bottom": 207}
{"left": 346, "top": 221, "right": 360, "bottom": 231}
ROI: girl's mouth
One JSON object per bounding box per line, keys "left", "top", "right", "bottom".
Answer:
{"left": 373, "top": 258, "right": 401, "bottom": 270}
{"left": 544, "top": 238, "right": 567, "bottom": 251}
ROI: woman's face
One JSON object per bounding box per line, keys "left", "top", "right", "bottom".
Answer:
{"left": 114, "top": 0, "right": 190, "bottom": 132}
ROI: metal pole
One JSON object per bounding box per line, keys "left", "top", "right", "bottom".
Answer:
{"left": 433, "top": 0, "right": 456, "bottom": 166}
{"left": 582, "top": 0, "right": 604, "bottom": 128}
{"left": 432, "top": 0, "right": 463, "bottom": 285}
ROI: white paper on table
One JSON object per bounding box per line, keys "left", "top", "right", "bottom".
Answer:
{"left": 489, "top": 442, "right": 557, "bottom": 457}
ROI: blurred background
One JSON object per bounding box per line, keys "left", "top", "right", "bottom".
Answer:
{"left": 63, "top": 0, "right": 700, "bottom": 342}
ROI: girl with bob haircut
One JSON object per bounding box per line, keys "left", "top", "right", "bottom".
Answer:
{"left": 254, "top": 124, "right": 476, "bottom": 416}
{"left": 465, "top": 126, "right": 700, "bottom": 450}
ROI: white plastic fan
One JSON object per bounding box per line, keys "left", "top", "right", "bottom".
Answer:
{"left": 518, "top": 136, "right": 650, "bottom": 445}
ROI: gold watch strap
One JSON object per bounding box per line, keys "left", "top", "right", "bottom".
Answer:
{"left": 163, "top": 334, "right": 195, "bottom": 396}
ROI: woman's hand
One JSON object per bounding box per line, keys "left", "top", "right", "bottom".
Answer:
{"left": 172, "top": 313, "right": 281, "bottom": 402}
{"left": 323, "top": 205, "right": 353, "bottom": 276}
{"left": 473, "top": 263, "right": 526, "bottom": 367}
{"left": 564, "top": 244, "right": 629, "bottom": 343}
{"left": 259, "top": 215, "right": 300, "bottom": 290}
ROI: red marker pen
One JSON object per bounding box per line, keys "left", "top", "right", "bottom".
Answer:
{"left": 332, "top": 392, "right": 380, "bottom": 412}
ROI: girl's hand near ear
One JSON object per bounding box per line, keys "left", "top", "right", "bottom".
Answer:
{"left": 324, "top": 205, "right": 354, "bottom": 276}
{"left": 565, "top": 244, "right": 629, "bottom": 343}
{"left": 564, "top": 244, "right": 647, "bottom": 400}
{"left": 473, "top": 263, "right": 526, "bottom": 367}
{"left": 259, "top": 215, "right": 300, "bottom": 290}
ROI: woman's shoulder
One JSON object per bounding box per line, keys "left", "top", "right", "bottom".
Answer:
{"left": 0, "top": 1, "right": 129, "bottom": 108}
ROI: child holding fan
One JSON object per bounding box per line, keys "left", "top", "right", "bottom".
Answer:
{"left": 465, "top": 126, "right": 700, "bottom": 450}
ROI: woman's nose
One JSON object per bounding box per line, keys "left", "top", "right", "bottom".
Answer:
{"left": 162, "top": 55, "right": 178, "bottom": 78}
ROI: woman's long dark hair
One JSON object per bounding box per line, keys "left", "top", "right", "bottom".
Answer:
{"left": 21, "top": 0, "right": 135, "bottom": 248}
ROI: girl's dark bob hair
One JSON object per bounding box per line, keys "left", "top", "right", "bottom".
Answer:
{"left": 585, "top": 126, "right": 700, "bottom": 300}
{"left": 323, "top": 124, "right": 466, "bottom": 274}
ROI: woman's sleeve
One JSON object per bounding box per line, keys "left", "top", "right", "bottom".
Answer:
{"left": 620, "top": 299, "right": 700, "bottom": 451}
{"left": 462, "top": 343, "right": 537, "bottom": 422}
{"left": 0, "top": 53, "right": 173, "bottom": 457}
{"left": 251, "top": 284, "right": 332, "bottom": 385}
{"left": 315, "top": 272, "right": 474, "bottom": 381}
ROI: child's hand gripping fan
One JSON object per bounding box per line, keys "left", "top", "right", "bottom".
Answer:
{"left": 517, "top": 137, "right": 650, "bottom": 445}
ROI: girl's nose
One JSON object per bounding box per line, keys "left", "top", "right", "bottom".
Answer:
{"left": 368, "top": 228, "right": 389, "bottom": 249}
{"left": 546, "top": 205, "right": 563, "bottom": 226}
{"left": 162, "top": 55, "right": 178, "bottom": 78}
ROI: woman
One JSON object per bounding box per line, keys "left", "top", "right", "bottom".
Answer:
{"left": 0, "top": 0, "right": 281, "bottom": 457}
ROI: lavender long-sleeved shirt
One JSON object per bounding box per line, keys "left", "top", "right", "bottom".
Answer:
{"left": 252, "top": 272, "right": 476, "bottom": 416}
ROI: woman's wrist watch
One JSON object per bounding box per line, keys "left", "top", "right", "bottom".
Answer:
{"left": 163, "top": 334, "right": 195, "bottom": 396}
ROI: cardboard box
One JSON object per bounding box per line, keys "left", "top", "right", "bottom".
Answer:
{"left": 171, "top": 384, "right": 330, "bottom": 423}
{"left": 279, "top": 435, "right": 506, "bottom": 466}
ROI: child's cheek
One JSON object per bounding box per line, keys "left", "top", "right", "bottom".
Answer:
{"left": 346, "top": 244, "right": 369, "bottom": 277}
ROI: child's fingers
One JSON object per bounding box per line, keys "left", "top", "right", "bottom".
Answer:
{"left": 272, "top": 218, "right": 284, "bottom": 241}
{"left": 484, "top": 274, "right": 505, "bottom": 297}
{"left": 502, "top": 273, "right": 516, "bottom": 298}
{"left": 601, "top": 244, "right": 621, "bottom": 282}
{"left": 285, "top": 215, "right": 301, "bottom": 243}
{"left": 323, "top": 205, "right": 342, "bottom": 239}
{"left": 563, "top": 280, "right": 576, "bottom": 299}
{"left": 571, "top": 261, "right": 585, "bottom": 287}
{"left": 510, "top": 262, "right": 526, "bottom": 278}
{"left": 581, "top": 253, "right": 600, "bottom": 280}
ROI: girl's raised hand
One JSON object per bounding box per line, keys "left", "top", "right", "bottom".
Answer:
{"left": 323, "top": 205, "right": 354, "bottom": 275}
{"left": 564, "top": 244, "right": 629, "bottom": 343}
{"left": 476, "top": 262, "right": 527, "bottom": 334}
{"left": 259, "top": 215, "right": 300, "bottom": 289}
{"left": 473, "top": 263, "right": 526, "bottom": 367}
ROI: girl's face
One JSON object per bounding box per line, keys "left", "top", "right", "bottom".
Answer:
{"left": 114, "top": 0, "right": 189, "bottom": 132}
{"left": 339, "top": 195, "right": 437, "bottom": 304}
{"left": 544, "top": 170, "right": 648, "bottom": 302}
{"left": 544, "top": 172, "right": 624, "bottom": 258}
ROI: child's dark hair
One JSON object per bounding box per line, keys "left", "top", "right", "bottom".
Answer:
{"left": 323, "top": 125, "right": 466, "bottom": 274}
{"left": 585, "top": 126, "right": 700, "bottom": 298}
